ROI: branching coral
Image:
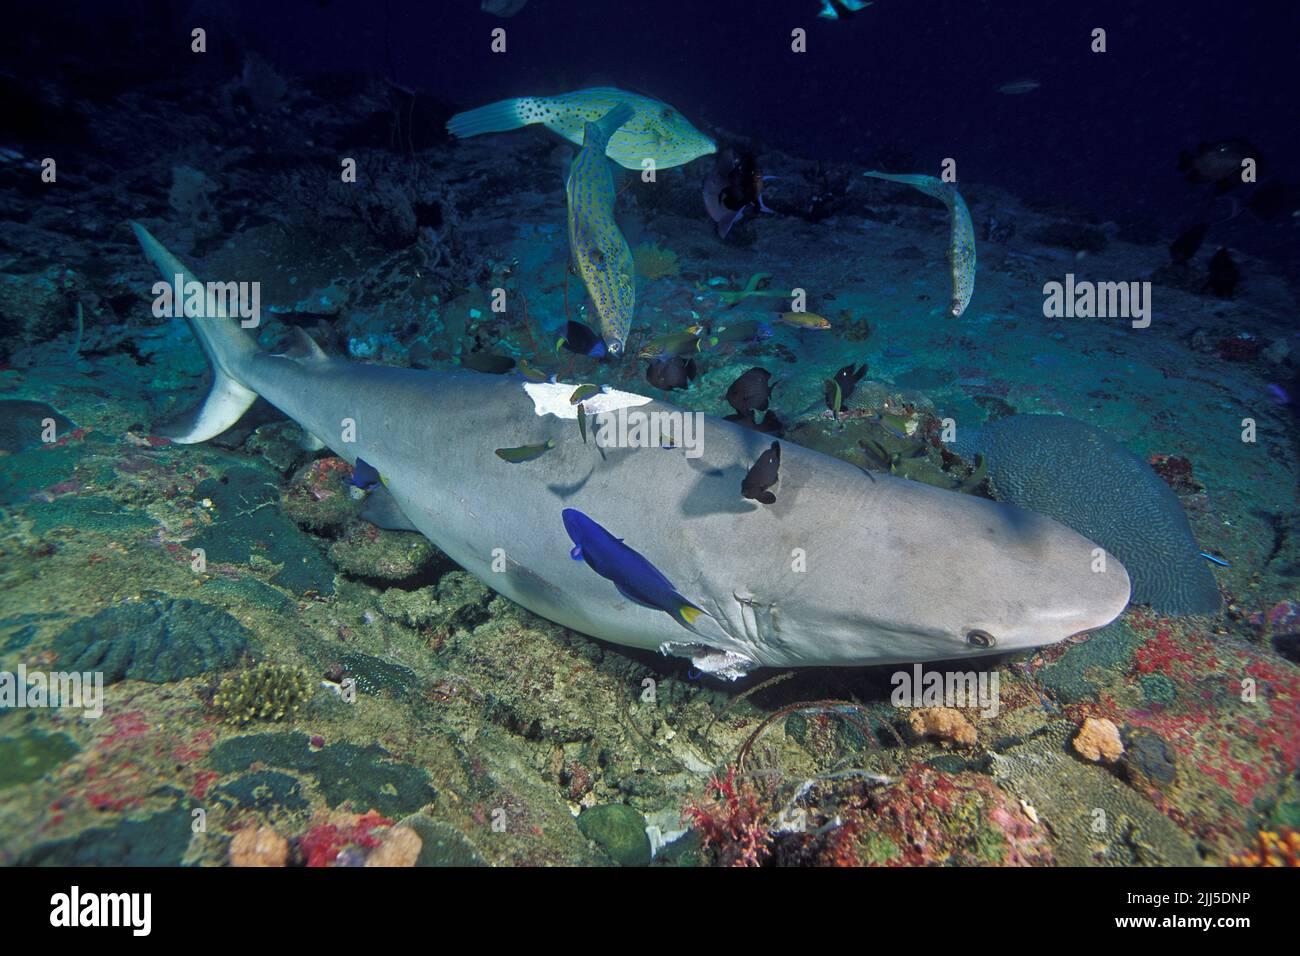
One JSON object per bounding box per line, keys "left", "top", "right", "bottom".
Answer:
{"left": 682, "top": 766, "right": 772, "bottom": 867}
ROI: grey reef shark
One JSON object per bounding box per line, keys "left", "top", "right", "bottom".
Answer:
{"left": 131, "top": 222, "right": 1130, "bottom": 679}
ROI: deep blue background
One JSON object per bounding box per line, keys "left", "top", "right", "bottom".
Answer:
{"left": 7, "top": 0, "right": 1297, "bottom": 243}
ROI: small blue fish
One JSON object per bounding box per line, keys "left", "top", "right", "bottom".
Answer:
{"left": 347, "top": 458, "right": 383, "bottom": 495}
{"left": 1200, "top": 551, "right": 1231, "bottom": 568}
{"left": 562, "top": 508, "right": 706, "bottom": 631}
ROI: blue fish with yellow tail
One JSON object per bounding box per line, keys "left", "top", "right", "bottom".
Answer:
{"left": 562, "top": 508, "right": 707, "bottom": 632}
{"left": 446, "top": 87, "right": 715, "bottom": 171}
{"left": 567, "top": 103, "right": 637, "bottom": 356}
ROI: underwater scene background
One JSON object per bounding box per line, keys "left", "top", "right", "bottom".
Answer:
{"left": 0, "top": 0, "right": 1298, "bottom": 868}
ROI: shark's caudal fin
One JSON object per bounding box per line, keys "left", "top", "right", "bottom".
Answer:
{"left": 446, "top": 97, "right": 530, "bottom": 138}
{"left": 130, "top": 221, "right": 260, "bottom": 443}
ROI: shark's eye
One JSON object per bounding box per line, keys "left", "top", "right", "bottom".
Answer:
{"left": 965, "top": 629, "right": 996, "bottom": 649}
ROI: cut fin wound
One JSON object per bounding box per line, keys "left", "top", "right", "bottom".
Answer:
{"left": 660, "top": 642, "right": 756, "bottom": 681}
{"left": 360, "top": 486, "right": 420, "bottom": 532}
{"left": 129, "top": 221, "right": 260, "bottom": 444}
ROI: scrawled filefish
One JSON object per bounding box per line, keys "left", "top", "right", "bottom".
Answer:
{"left": 567, "top": 103, "right": 637, "bottom": 356}
{"left": 446, "top": 87, "right": 716, "bottom": 170}
{"left": 863, "top": 171, "right": 976, "bottom": 318}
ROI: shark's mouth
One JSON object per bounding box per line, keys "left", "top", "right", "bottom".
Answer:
{"left": 659, "top": 642, "right": 756, "bottom": 681}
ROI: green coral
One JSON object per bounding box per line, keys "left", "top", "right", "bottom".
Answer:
{"left": 211, "top": 662, "right": 315, "bottom": 725}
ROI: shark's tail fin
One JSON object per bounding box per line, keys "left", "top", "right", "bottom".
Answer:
{"left": 130, "top": 221, "right": 260, "bottom": 444}
{"left": 582, "top": 102, "right": 636, "bottom": 153}
{"left": 446, "top": 97, "right": 533, "bottom": 138}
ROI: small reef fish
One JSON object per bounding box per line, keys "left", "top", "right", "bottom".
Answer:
{"left": 1200, "top": 551, "right": 1231, "bottom": 568}
{"left": 461, "top": 351, "right": 516, "bottom": 374}
{"left": 481, "top": 0, "right": 527, "bottom": 16}
{"left": 447, "top": 87, "right": 716, "bottom": 171}
{"left": 347, "top": 458, "right": 383, "bottom": 496}
{"left": 827, "top": 363, "right": 868, "bottom": 410}
{"left": 997, "top": 79, "right": 1041, "bottom": 95}
{"left": 742, "top": 441, "right": 781, "bottom": 504}
{"left": 710, "top": 319, "right": 773, "bottom": 345}
{"left": 645, "top": 355, "right": 697, "bottom": 392}
{"left": 726, "top": 409, "right": 784, "bottom": 435}
{"left": 1178, "top": 138, "right": 1261, "bottom": 190}
{"left": 1169, "top": 222, "right": 1208, "bottom": 264}
{"left": 516, "top": 358, "right": 550, "bottom": 382}
{"left": 556, "top": 319, "right": 607, "bottom": 358}
{"left": 825, "top": 378, "right": 843, "bottom": 415}
{"left": 562, "top": 508, "right": 707, "bottom": 631}
{"left": 778, "top": 311, "right": 831, "bottom": 330}
{"left": 567, "top": 103, "right": 637, "bottom": 356}
{"left": 569, "top": 383, "right": 601, "bottom": 404}
{"left": 495, "top": 439, "right": 555, "bottom": 463}
{"left": 702, "top": 148, "right": 775, "bottom": 239}
{"left": 638, "top": 329, "right": 708, "bottom": 359}
{"left": 818, "top": 0, "right": 872, "bottom": 19}
{"left": 1205, "top": 247, "right": 1238, "bottom": 297}
{"left": 863, "top": 170, "right": 976, "bottom": 317}
{"left": 725, "top": 367, "right": 775, "bottom": 415}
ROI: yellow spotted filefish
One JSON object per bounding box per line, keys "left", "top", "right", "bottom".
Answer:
{"left": 446, "top": 87, "right": 716, "bottom": 171}
{"left": 863, "top": 171, "right": 976, "bottom": 317}
{"left": 567, "top": 103, "right": 637, "bottom": 356}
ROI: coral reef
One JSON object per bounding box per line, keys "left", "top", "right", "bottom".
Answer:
{"left": 210, "top": 662, "right": 315, "bottom": 725}
{"left": 51, "top": 598, "right": 251, "bottom": 684}
{"left": 954, "top": 415, "right": 1222, "bottom": 614}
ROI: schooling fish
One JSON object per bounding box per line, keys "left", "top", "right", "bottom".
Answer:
{"left": 447, "top": 87, "right": 716, "bottom": 171}
{"left": 495, "top": 439, "right": 555, "bottom": 463}
{"left": 481, "top": 0, "right": 527, "bottom": 16}
{"left": 1170, "top": 222, "right": 1208, "bottom": 264}
{"left": 556, "top": 319, "right": 607, "bottom": 358}
{"left": 997, "top": 79, "right": 1041, "bottom": 95}
{"left": 347, "top": 457, "right": 383, "bottom": 497}
{"left": 863, "top": 171, "right": 976, "bottom": 318}
{"left": 710, "top": 319, "right": 773, "bottom": 345}
{"left": 742, "top": 441, "right": 781, "bottom": 504}
{"left": 726, "top": 409, "right": 784, "bottom": 435}
{"left": 563, "top": 508, "right": 707, "bottom": 631}
{"left": 827, "top": 363, "right": 868, "bottom": 410}
{"left": 646, "top": 355, "right": 697, "bottom": 392}
{"left": 818, "top": 0, "right": 872, "bottom": 19}
{"left": 1205, "top": 247, "right": 1239, "bottom": 297}
{"left": 1178, "top": 138, "right": 1261, "bottom": 191}
{"left": 461, "top": 351, "right": 516, "bottom": 374}
{"left": 725, "top": 367, "right": 775, "bottom": 415}
{"left": 778, "top": 311, "right": 831, "bottom": 330}
{"left": 567, "top": 103, "right": 637, "bottom": 356}
{"left": 703, "top": 148, "right": 776, "bottom": 239}
{"left": 638, "top": 329, "right": 707, "bottom": 359}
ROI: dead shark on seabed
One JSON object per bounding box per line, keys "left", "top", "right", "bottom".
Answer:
{"left": 130, "top": 222, "right": 1129, "bottom": 679}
